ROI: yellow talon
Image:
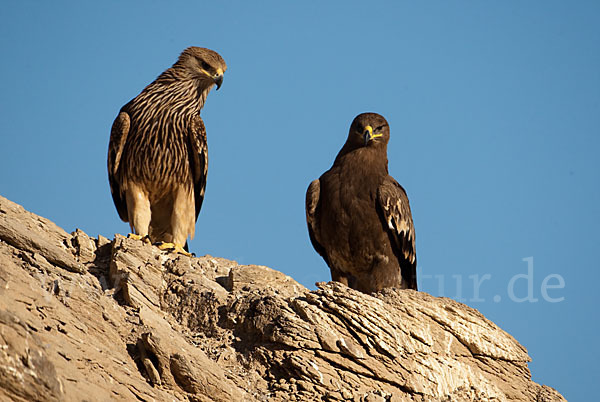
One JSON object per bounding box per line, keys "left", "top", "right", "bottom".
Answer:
{"left": 173, "top": 244, "right": 192, "bottom": 257}
{"left": 157, "top": 242, "right": 192, "bottom": 257}
{"left": 128, "top": 233, "right": 151, "bottom": 243}
{"left": 157, "top": 242, "right": 175, "bottom": 250}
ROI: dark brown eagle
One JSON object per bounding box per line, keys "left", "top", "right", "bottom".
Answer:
{"left": 107, "top": 47, "right": 226, "bottom": 255}
{"left": 305, "top": 113, "right": 417, "bottom": 293}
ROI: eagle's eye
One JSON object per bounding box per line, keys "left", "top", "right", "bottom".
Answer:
{"left": 375, "top": 125, "right": 385, "bottom": 133}
{"left": 200, "top": 61, "right": 211, "bottom": 71}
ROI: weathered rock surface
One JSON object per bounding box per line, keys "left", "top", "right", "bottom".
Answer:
{"left": 0, "top": 195, "right": 565, "bottom": 401}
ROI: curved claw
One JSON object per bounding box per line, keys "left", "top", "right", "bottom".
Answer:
{"left": 128, "top": 233, "right": 151, "bottom": 244}
{"left": 157, "top": 242, "right": 192, "bottom": 257}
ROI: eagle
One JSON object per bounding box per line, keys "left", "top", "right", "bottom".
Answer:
{"left": 305, "top": 113, "right": 417, "bottom": 293}
{"left": 107, "top": 47, "right": 226, "bottom": 255}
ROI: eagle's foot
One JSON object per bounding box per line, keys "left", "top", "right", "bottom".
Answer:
{"left": 128, "top": 233, "right": 151, "bottom": 244}
{"left": 156, "top": 242, "right": 192, "bottom": 257}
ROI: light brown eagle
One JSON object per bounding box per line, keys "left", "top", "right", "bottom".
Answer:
{"left": 108, "top": 47, "right": 226, "bottom": 255}
{"left": 306, "top": 113, "right": 417, "bottom": 293}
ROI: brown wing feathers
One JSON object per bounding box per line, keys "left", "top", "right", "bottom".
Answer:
{"left": 376, "top": 178, "right": 417, "bottom": 290}
{"left": 107, "top": 112, "right": 130, "bottom": 222}
{"left": 188, "top": 115, "right": 208, "bottom": 220}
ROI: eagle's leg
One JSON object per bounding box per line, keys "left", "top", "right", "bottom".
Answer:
{"left": 160, "top": 186, "right": 195, "bottom": 256}
{"left": 367, "top": 259, "right": 403, "bottom": 292}
{"left": 125, "top": 184, "right": 151, "bottom": 241}
{"left": 330, "top": 269, "right": 350, "bottom": 287}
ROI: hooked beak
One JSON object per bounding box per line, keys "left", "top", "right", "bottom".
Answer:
{"left": 213, "top": 67, "right": 224, "bottom": 90}
{"left": 363, "top": 125, "right": 383, "bottom": 145}
{"left": 214, "top": 74, "right": 223, "bottom": 90}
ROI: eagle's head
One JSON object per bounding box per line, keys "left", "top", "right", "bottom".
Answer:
{"left": 177, "top": 46, "right": 227, "bottom": 90}
{"left": 348, "top": 112, "right": 390, "bottom": 149}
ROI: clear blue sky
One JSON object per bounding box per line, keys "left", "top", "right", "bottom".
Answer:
{"left": 1, "top": 1, "right": 598, "bottom": 399}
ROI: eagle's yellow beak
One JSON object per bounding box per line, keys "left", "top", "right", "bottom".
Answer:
{"left": 364, "top": 125, "right": 383, "bottom": 145}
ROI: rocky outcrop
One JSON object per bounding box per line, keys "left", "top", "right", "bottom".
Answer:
{"left": 0, "top": 195, "right": 565, "bottom": 401}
